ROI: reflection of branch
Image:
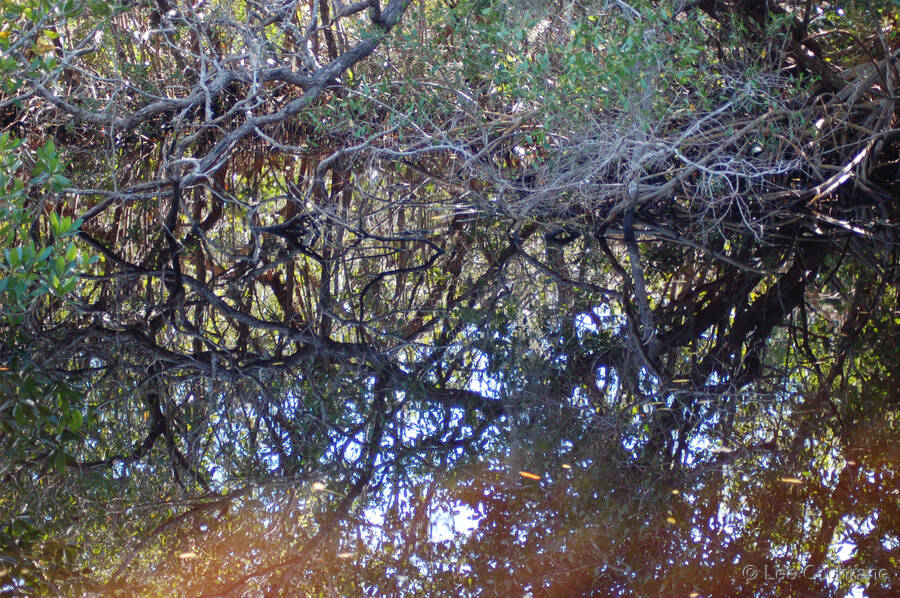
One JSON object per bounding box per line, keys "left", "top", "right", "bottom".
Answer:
{"left": 624, "top": 180, "right": 659, "bottom": 364}
{"left": 0, "top": 414, "right": 165, "bottom": 485}
{"left": 423, "top": 387, "right": 505, "bottom": 418}
{"left": 108, "top": 485, "right": 254, "bottom": 585}
{"left": 358, "top": 230, "right": 446, "bottom": 320}
{"left": 691, "top": 243, "right": 824, "bottom": 389}
{"left": 508, "top": 232, "right": 621, "bottom": 299}
{"left": 71, "top": 420, "right": 163, "bottom": 471}
{"left": 199, "top": 418, "right": 386, "bottom": 598}
{"left": 642, "top": 223, "right": 768, "bottom": 274}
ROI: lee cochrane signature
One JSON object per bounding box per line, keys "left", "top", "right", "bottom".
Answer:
{"left": 741, "top": 563, "right": 891, "bottom": 585}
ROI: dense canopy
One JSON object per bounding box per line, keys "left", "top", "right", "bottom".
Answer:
{"left": 1, "top": 0, "right": 898, "bottom": 596}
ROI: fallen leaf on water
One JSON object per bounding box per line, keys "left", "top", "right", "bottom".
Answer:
{"left": 779, "top": 477, "right": 803, "bottom": 484}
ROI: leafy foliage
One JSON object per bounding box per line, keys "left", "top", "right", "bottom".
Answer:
{"left": 0, "top": 0, "right": 898, "bottom": 596}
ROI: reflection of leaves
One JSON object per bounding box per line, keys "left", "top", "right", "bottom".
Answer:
{"left": 0, "top": 0, "right": 897, "bottom": 596}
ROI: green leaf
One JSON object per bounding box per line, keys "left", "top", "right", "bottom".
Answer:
{"left": 51, "top": 450, "right": 67, "bottom": 475}
{"left": 49, "top": 212, "right": 61, "bottom": 237}
{"left": 13, "top": 403, "right": 26, "bottom": 428}
{"left": 51, "top": 174, "right": 71, "bottom": 191}
{"left": 68, "top": 409, "right": 82, "bottom": 433}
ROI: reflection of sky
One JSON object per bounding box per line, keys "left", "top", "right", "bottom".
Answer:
{"left": 429, "top": 501, "right": 481, "bottom": 543}
{"left": 197, "top": 302, "right": 886, "bottom": 598}
{"left": 425, "top": 303, "right": 882, "bottom": 597}
{"left": 433, "top": 307, "right": 621, "bottom": 545}
{"left": 573, "top": 304, "right": 614, "bottom": 334}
